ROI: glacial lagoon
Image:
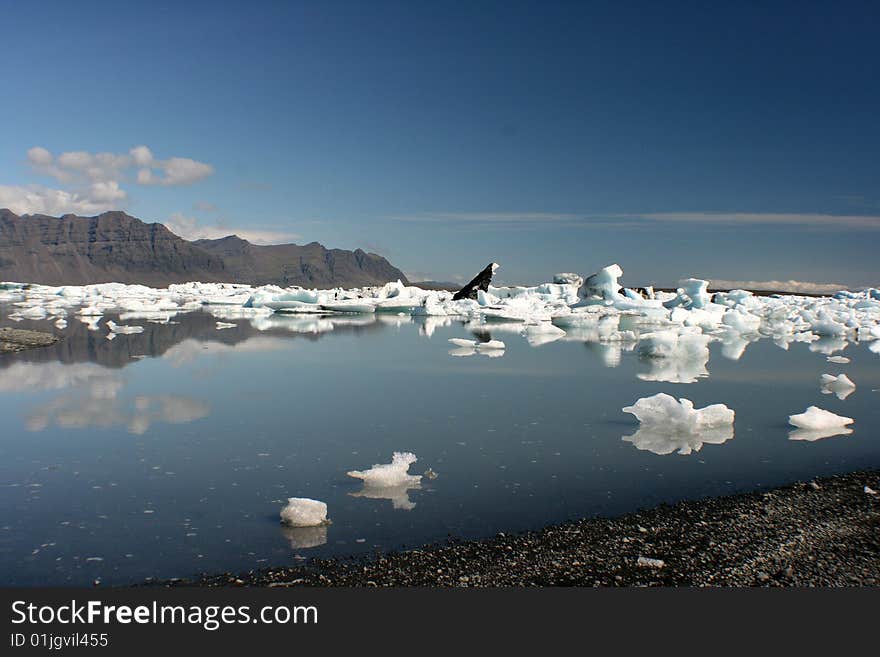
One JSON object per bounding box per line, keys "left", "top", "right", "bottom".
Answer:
{"left": 2, "top": 302, "right": 879, "bottom": 585}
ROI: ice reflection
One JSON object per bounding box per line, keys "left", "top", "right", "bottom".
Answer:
{"left": 788, "top": 427, "right": 854, "bottom": 442}
{"left": 622, "top": 425, "right": 734, "bottom": 456}
{"left": 281, "top": 525, "right": 328, "bottom": 549}
{"left": 349, "top": 482, "right": 422, "bottom": 510}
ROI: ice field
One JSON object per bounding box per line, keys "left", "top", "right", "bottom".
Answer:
{"left": 1, "top": 263, "right": 879, "bottom": 584}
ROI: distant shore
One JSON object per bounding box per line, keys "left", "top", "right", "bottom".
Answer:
{"left": 170, "top": 469, "right": 879, "bottom": 588}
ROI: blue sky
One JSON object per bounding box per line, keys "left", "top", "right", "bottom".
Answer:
{"left": 1, "top": 0, "right": 878, "bottom": 289}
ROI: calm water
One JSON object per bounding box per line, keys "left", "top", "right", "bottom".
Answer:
{"left": 1, "top": 308, "right": 879, "bottom": 585}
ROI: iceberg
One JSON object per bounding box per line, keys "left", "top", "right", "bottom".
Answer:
{"left": 621, "top": 393, "right": 735, "bottom": 456}
{"left": 347, "top": 452, "right": 422, "bottom": 488}
{"left": 788, "top": 406, "right": 853, "bottom": 433}
{"left": 820, "top": 373, "right": 856, "bottom": 400}
{"left": 636, "top": 328, "right": 711, "bottom": 384}
{"left": 279, "top": 497, "right": 329, "bottom": 527}
{"left": 448, "top": 337, "right": 505, "bottom": 350}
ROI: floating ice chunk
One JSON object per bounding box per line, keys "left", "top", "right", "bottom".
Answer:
{"left": 448, "top": 337, "right": 505, "bottom": 350}
{"left": 820, "top": 373, "right": 856, "bottom": 400}
{"left": 78, "top": 316, "right": 102, "bottom": 331}
{"left": 809, "top": 336, "right": 848, "bottom": 356}
{"left": 637, "top": 329, "right": 711, "bottom": 384}
{"left": 576, "top": 264, "right": 624, "bottom": 305}
{"left": 479, "top": 339, "right": 506, "bottom": 349}
{"left": 320, "top": 301, "right": 376, "bottom": 313}
{"left": 54, "top": 318, "right": 67, "bottom": 329}
{"left": 106, "top": 320, "right": 144, "bottom": 335}
{"left": 788, "top": 406, "right": 853, "bottom": 431}
{"left": 826, "top": 355, "right": 850, "bottom": 364}
{"left": 663, "top": 278, "right": 712, "bottom": 310}
{"left": 721, "top": 308, "right": 761, "bottom": 334}
{"left": 553, "top": 272, "right": 584, "bottom": 287}
{"left": 215, "top": 322, "right": 237, "bottom": 330}
{"left": 810, "top": 312, "right": 847, "bottom": 337}
{"left": 347, "top": 452, "right": 422, "bottom": 488}
{"left": 621, "top": 393, "right": 735, "bottom": 455}
{"left": 279, "top": 497, "right": 329, "bottom": 527}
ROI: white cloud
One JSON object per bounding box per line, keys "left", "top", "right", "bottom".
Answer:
{"left": 165, "top": 212, "right": 300, "bottom": 245}
{"left": 392, "top": 210, "right": 880, "bottom": 231}
{"left": 1, "top": 145, "right": 216, "bottom": 216}
{"left": 708, "top": 279, "right": 853, "bottom": 294}
{"left": 394, "top": 212, "right": 578, "bottom": 223}
{"left": 0, "top": 183, "right": 126, "bottom": 216}
{"left": 28, "top": 145, "right": 214, "bottom": 187}
{"left": 633, "top": 212, "right": 880, "bottom": 230}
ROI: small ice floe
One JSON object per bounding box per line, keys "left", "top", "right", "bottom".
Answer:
{"left": 621, "top": 393, "right": 735, "bottom": 456}
{"left": 826, "top": 355, "right": 850, "bottom": 364}
{"left": 54, "top": 318, "right": 67, "bottom": 330}
{"left": 215, "top": 321, "right": 237, "bottom": 330}
{"left": 279, "top": 497, "right": 329, "bottom": 527}
{"left": 820, "top": 373, "right": 856, "bottom": 400}
{"left": 78, "top": 316, "right": 102, "bottom": 331}
{"left": 636, "top": 328, "right": 711, "bottom": 384}
{"left": 347, "top": 452, "right": 422, "bottom": 488}
{"left": 788, "top": 406, "right": 854, "bottom": 441}
{"left": 447, "top": 338, "right": 505, "bottom": 357}
{"left": 448, "top": 338, "right": 505, "bottom": 350}
{"left": 864, "top": 486, "right": 877, "bottom": 496}
{"left": 106, "top": 320, "right": 144, "bottom": 335}
{"left": 347, "top": 452, "right": 423, "bottom": 510}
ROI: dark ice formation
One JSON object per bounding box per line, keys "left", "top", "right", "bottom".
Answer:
{"left": 452, "top": 263, "right": 499, "bottom": 301}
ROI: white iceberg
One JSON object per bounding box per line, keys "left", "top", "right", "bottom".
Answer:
{"left": 820, "top": 373, "right": 856, "bottom": 400}
{"left": 621, "top": 393, "right": 735, "bottom": 456}
{"left": 347, "top": 452, "right": 422, "bottom": 488}
{"left": 788, "top": 406, "right": 853, "bottom": 432}
{"left": 637, "top": 328, "right": 711, "bottom": 384}
{"left": 279, "top": 497, "right": 329, "bottom": 527}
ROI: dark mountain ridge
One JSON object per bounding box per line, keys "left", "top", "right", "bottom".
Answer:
{"left": 0, "top": 209, "right": 407, "bottom": 288}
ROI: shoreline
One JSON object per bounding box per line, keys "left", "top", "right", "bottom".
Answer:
{"left": 169, "top": 469, "right": 880, "bottom": 587}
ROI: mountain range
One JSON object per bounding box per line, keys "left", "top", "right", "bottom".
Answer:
{"left": 0, "top": 209, "right": 407, "bottom": 288}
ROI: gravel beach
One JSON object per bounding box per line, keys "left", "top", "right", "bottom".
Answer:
{"left": 177, "top": 469, "right": 880, "bottom": 588}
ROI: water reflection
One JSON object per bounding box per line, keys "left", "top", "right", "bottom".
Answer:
{"left": 788, "top": 427, "right": 854, "bottom": 442}
{"left": 349, "top": 482, "right": 422, "bottom": 510}
{"left": 280, "top": 524, "right": 328, "bottom": 550}
{"left": 622, "top": 425, "right": 735, "bottom": 456}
